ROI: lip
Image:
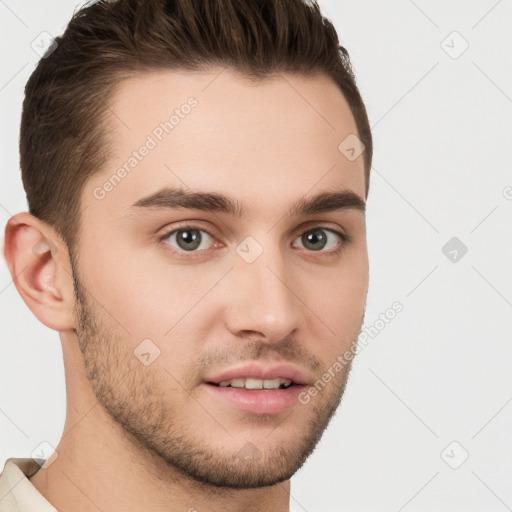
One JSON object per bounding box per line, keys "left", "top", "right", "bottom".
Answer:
{"left": 203, "top": 382, "right": 307, "bottom": 414}
{"left": 205, "top": 362, "right": 309, "bottom": 386}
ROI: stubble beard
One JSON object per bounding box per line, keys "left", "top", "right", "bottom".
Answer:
{"left": 70, "top": 254, "right": 357, "bottom": 489}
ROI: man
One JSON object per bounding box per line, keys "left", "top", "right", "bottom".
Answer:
{"left": 1, "top": 0, "right": 373, "bottom": 510}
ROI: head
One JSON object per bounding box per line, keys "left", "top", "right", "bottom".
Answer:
{"left": 6, "top": 0, "right": 372, "bottom": 490}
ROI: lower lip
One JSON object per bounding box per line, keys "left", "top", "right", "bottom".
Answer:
{"left": 203, "top": 383, "right": 306, "bottom": 414}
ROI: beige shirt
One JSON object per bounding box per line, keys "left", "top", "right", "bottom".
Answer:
{"left": 0, "top": 458, "right": 56, "bottom": 511}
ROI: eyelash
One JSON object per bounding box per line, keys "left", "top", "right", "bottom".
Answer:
{"left": 158, "top": 223, "right": 351, "bottom": 258}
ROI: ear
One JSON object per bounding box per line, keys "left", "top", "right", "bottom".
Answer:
{"left": 3, "top": 212, "right": 76, "bottom": 331}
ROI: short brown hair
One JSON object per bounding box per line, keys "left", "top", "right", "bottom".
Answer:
{"left": 20, "top": 0, "right": 372, "bottom": 251}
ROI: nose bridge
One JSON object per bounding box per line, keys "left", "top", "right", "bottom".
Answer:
{"left": 224, "top": 236, "right": 302, "bottom": 341}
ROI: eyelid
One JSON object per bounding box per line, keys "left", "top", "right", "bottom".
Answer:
{"left": 291, "top": 220, "right": 348, "bottom": 239}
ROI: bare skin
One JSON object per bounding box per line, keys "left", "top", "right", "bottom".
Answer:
{"left": 4, "top": 68, "right": 369, "bottom": 512}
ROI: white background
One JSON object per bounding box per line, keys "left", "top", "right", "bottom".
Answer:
{"left": 1, "top": 1, "right": 511, "bottom": 511}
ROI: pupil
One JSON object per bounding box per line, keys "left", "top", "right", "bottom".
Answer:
{"left": 303, "top": 229, "right": 326, "bottom": 251}
{"left": 178, "top": 229, "right": 201, "bottom": 251}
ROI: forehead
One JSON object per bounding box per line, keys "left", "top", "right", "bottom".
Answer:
{"left": 86, "top": 68, "right": 365, "bottom": 219}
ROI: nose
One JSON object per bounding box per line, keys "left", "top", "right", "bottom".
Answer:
{"left": 223, "top": 241, "right": 303, "bottom": 344}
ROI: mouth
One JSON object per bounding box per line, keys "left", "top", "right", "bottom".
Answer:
{"left": 203, "top": 364, "right": 309, "bottom": 414}
{"left": 204, "top": 378, "right": 306, "bottom": 415}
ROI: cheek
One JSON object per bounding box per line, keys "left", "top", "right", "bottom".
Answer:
{"left": 127, "top": 277, "right": 211, "bottom": 340}
{"left": 305, "top": 253, "right": 368, "bottom": 348}
{"left": 79, "top": 239, "right": 216, "bottom": 341}
{"left": 313, "top": 280, "right": 365, "bottom": 333}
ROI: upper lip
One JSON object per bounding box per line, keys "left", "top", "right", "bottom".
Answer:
{"left": 205, "top": 363, "right": 309, "bottom": 386}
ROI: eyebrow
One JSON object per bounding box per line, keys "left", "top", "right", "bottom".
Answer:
{"left": 129, "top": 186, "right": 365, "bottom": 217}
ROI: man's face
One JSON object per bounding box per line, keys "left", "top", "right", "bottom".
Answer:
{"left": 71, "top": 68, "right": 368, "bottom": 488}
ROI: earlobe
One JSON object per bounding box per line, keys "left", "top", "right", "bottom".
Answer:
{"left": 3, "top": 212, "right": 76, "bottom": 332}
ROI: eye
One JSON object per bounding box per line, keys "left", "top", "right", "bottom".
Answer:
{"left": 293, "top": 227, "right": 348, "bottom": 253}
{"left": 161, "top": 226, "right": 215, "bottom": 252}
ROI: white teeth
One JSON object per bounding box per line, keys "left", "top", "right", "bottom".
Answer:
{"left": 230, "top": 378, "right": 245, "bottom": 388}
{"left": 263, "top": 378, "right": 281, "bottom": 389}
{"left": 245, "top": 378, "right": 263, "bottom": 389}
{"left": 216, "top": 378, "right": 292, "bottom": 389}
